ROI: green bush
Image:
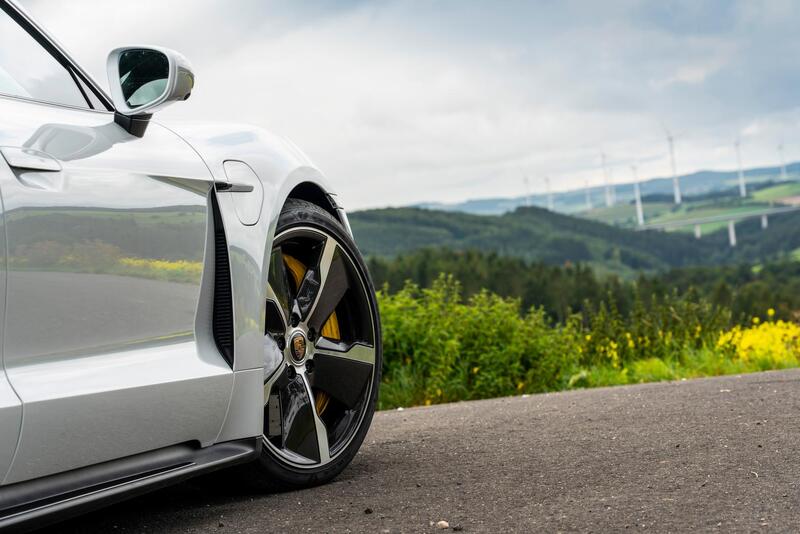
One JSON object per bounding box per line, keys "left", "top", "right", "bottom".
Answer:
{"left": 377, "top": 274, "right": 798, "bottom": 409}
{"left": 378, "top": 275, "right": 581, "bottom": 409}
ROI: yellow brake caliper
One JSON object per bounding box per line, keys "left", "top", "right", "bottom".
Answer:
{"left": 282, "top": 254, "right": 337, "bottom": 416}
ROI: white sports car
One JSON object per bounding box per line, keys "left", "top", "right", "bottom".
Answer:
{"left": 0, "top": 1, "right": 381, "bottom": 529}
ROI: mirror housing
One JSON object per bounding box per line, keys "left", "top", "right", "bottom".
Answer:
{"left": 107, "top": 46, "right": 195, "bottom": 137}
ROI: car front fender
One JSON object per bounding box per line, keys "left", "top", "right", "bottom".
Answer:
{"left": 159, "top": 120, "right": 341, "bottom": 374}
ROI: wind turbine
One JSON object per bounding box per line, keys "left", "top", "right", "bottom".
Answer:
{"left": 601, "top": 152, "right": 613, "bottom": 207}
{"left": 545, "top": 176, "right": 554, "bottom": 211}
{"left": 584, "top": 179, "right": 593, "bottom": 210}
{"left": 735, "top": 138, "right": 747, "bottom": 197}
{"left": 779, "top": 143, "right": 788, "bottom": 180}
{"left": 631, "top": 164, "right": 644, "bottom": 227}
{"left": 608, "top": 167, "right": 617, "bottom": 205}
{"left": 522, "top": 174, "right": 531, "bottom": 207}
{"left": 662, "top": 124, "right": 682, "bottom": 205}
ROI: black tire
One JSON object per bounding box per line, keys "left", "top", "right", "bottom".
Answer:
{"left": 239, "top": 198, "right": 382, "bottom": 491}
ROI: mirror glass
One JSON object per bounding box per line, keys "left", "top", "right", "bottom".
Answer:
{"left": 118, "top": 49, "right": 169, "bottom": 109}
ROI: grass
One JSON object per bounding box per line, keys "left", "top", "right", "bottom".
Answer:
{"left": 753, "top": 182, "right": 800, "bottom": 203}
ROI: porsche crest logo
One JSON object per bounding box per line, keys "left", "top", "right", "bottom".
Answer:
{"left": 290, "top": 333, "right": 307, "bottom": 362}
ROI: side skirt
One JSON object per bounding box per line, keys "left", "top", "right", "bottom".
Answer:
{"left": 0, "top": 438, "right": 260, "bottom": 532}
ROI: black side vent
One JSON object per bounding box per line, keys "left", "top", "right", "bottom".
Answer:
{"left": 211, "top": 192, "right": 234, "bottom": 367}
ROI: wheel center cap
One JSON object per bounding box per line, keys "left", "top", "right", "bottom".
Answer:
{"left": 290, "top": 332, "right": 307, "bottom": 363}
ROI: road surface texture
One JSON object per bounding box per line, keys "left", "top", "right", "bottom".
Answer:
{"left": 47, "top": 369, "right": 800, "bottom": 533}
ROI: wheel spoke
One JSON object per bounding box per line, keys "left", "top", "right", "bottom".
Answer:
{"left": 300, "top": 238, "right": 349, "bottom": 333}
{"left": 263, "top": 356, "right": 286, "bottom": 404}
{"left": 312, "top": 340, "right": 375, "bottom": 409}
{"left": 266, "top": 248, "right": 291, "bottom": 332}
{"left": 279, "top": 372, "right": 322, "bottom": 462}
{"left": 301, "top": 373, "right": 331, "bottom": 464}
{"left": 263, "top": 335, "right": 285, "bottom": 384}
{"left": 263, "top": 365, "right": 331, "bottom": 464}
{"left": 315, "top": 339, "right": 376, "bottom": 364}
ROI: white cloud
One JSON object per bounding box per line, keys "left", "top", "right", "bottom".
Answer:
{"left": 17, "top": 0, "right": 800, "bottom": 208}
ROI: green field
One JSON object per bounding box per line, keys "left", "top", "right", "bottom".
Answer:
{"left": 580, "top": 181, "right": 800, "bottom": 232}
{"left": 753, "top": 181, "right": 800, "bottom": 202}
{"left": 584, "top": 202, "right": 673, "bottom": 227}
{"left": 662, "top": 205, "right": 772, "bottom": 233}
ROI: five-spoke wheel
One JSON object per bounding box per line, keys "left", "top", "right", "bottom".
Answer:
{"left": 253, "top": 199, "right": 380, "bottom": 487}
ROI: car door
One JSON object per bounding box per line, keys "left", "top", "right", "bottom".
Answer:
{"left": 0, "top": 198, "right": 22, "bottom": 483}
{"left": 0, "top": 7, "right": 233, "bottom": 484}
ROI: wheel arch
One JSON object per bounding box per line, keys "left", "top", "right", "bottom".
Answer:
{"left": 285, "top": 181, "right": 344, "bottom": 225}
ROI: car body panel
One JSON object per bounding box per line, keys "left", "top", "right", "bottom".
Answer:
{"left": 0, "top": 98, "right": 214, "bottom": 364}
{"left": 162, "top": 121, "right": 337, "bottom": 378}
{"left": 0, "top": 375, "right": 21, "bottom": 484}
{"left": 0, "top": 184, "right": 21, "bottom": 482}
{"left": 0, "top": 96, "right": 235, "bottom": 483}
{"left": 214, "top": 367, "right": 264, "bottom": 443}
{"left": 3, "top": 341, "right": 232, "bottom": 484}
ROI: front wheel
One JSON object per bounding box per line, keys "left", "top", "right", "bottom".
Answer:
{"left": 246, "top": 198, "right": 381, "bottom": 490}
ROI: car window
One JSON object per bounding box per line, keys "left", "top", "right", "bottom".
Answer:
{"left": 0, "top": 10, "right": 89, "bottom": 108}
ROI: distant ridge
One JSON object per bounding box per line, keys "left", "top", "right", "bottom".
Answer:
{"left": 415, "top": 162, "right": 800, "bottom": 216}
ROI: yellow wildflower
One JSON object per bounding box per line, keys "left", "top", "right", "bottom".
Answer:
{"left": 719, "top": 320, "right": 800, "bottom": 367}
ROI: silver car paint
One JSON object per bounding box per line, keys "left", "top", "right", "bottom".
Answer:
{"left": 0, "top": 96, "right": 234, "bottom": 483}
{"left": 163, "top": 121, "right": 338, "bottom": 379}
{"left": 214, "top": 367, "right": 264, "bottom": 443}
{"left": 0, "top": 375, "right": 20, "bottom": 484}
{"left": 0, "top": 177, "right": 21, "bottom": 482}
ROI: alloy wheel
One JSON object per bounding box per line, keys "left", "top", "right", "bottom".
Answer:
{"left": 263, "top": 226, "right": 377, "bottom": 468}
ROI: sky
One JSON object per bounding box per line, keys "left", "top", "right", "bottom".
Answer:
{"left": 18, "top": 0, "right": 800, "bottom": 210}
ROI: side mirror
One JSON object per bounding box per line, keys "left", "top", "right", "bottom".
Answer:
{"left": 107, "top": 46, "right": 195, "bottom": 137}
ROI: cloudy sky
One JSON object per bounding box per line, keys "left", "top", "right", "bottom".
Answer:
{"left": 19, "top": 0, "right": 800, "bottom": 209}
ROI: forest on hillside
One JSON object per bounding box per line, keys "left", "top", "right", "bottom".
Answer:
{"left": 350, "top": 206, "right": 800, "bottom": 277}
{"left": 368, "top": 248, "right": 800, "bottom": 326}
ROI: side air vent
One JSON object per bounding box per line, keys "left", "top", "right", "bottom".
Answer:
{"left": 211, "top": 192, "right": 234, "bottom": 367}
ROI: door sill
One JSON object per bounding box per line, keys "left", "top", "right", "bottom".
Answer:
{"left": 0, "top": 437, "right": 260, "bottom": 532}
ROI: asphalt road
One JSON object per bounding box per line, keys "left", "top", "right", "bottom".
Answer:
{"left": 48, "top": 369, "right": 800, "bottom": 533}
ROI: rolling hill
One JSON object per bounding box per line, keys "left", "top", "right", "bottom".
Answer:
{"left": 349, "top": 205, "right": 800, "bottom": 276}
